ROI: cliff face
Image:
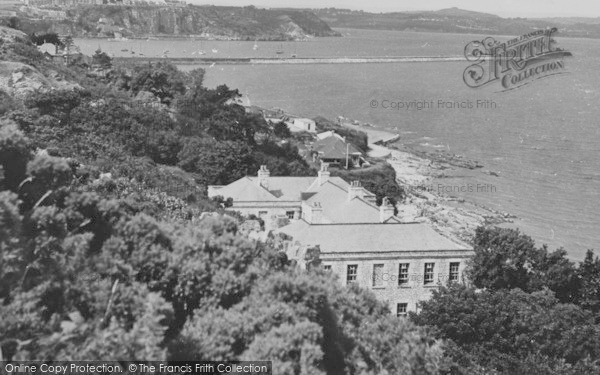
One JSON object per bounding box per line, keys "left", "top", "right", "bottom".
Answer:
{"left": 45, "top": 5, "right": 340, "bottom": 40}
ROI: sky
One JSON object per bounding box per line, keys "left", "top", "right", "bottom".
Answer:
{"left": 188, "top": 0, "right": 600, "bottom": 18}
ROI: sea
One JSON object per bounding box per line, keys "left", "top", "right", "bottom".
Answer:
{"left": 76, "top": 28, "right": 600, "bottom": 260}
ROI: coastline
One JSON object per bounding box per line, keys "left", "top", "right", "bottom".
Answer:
{"left": 243, "top": 102, "right": 514, "bottom": 247}
{"left": 338, "top": 121, "right": 514, "bottom": 246}
{"left": 113, "top": 56, "right": 464, "bottom": 65}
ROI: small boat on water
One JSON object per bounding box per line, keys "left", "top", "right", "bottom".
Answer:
{"left": 276, "top": 42, "right": 284, "bottom": 55}
{"left": 212, "top": 48, "right": 218, "bottom": 54}
{"left": 253, "top": 41, "right": 258, "bottom": 50}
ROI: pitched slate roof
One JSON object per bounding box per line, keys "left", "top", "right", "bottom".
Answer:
{"left": 304, "top": 181, "right": 399, "bottom": 224}
{"left": 305, "top": 176, "right": 350, "bottom": 192}
{"left": 278, "top": 221, "right": 469, "bottom": 253}
{"left": 211, "top": 177, "right": 277, "bottom": 202}
{"left": 246, "top": 176, "right": 315, "bottom": 201}
{"left": 312, "top": 136, "right": 363, "bottom": 159}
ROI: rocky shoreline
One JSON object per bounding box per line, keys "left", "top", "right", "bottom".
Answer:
{"left": 240, "top": 102, "right": 512, "bottom": 247}
{"left": 340, "top": 123, "right": 515, "bottom": 247}
{"left": 386, "top": 149, "right": 514, "bottom": 246}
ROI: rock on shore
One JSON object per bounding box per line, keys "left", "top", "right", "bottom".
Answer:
{"left": 388, "top": 149, "right": 510, "bottom": 246}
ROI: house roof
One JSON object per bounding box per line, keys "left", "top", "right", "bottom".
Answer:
{"left": 304, "top": 180, "right": 399, "bottom": 224}
{"left": 213, "top": 175, "right": 325, "bottom": 202}
{"left": 277, "top": 221, "right": 469, "bottom": 253}
{"left": 312, "top": 136, "right": 362, "bottom": 159}
{"left": 293, "top": 118, "right": 315, "bottom": 124}
{"left": 316, "top": 131, "right": 344, "bottom": 140}
{"left": 212, "top": 177, "right": 278, "bottom": 202}
{"left": 305, "top": 176, "right": 350, "bottom": 192}
{"left": 246, "top": 176, "right": 315, "bottom": 201}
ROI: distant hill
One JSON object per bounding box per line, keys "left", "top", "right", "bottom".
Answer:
{"left": 9, "top": 5, "right": 341, "bottom": 40}
{"left": 313, "top": 7, "right": 600, "bottom": 38}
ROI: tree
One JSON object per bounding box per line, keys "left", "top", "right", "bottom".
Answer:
{"left": 92, "top": 49, "right": 112, "bottom": 69}
{"left": 331, "top": 163, "right": 404, "bottom": 206}
{"left": 468, "top": 226, "right": 579, "bottom": 303}
{"left": 578, "top": 250, "right": 600, "bottom": 318}
{"left": 177, "top": 137, "right": 255, "bottom": 185}
{"left": 274, "top": 122, "right": 291, "bottom": 138}
{"left": 0, "top": 121, "right": 31, "bottom": 191}
{"left": 24, "top": 89, "right": 86, "bottom": 118}
{"left": 412, "top": 284, "right": 600, "bottom": 374}
{"left": 30, "top": 32, "right": 62, "bottom": 46}
{"left": 175, "top": 269, "right": 444, "bottom": 374}
{"left": 20, "top": 154, "right": 73, "bottom": 209}
{"left": 7, "top": 16, "right": 20, "bottom": 30}
{"left": 0, "top": 90, "right": 17, "bottom": 116}
{"left": 130, "top": 62, "right": 186, "bottom": 103}
{"left": 62, "top": 35, "right": 74, "bottom": 65}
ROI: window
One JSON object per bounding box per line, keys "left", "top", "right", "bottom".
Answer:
{"left": 347, "top": 265, "right": 358, "bottom": 285}
{"left": 449, "top": 262, "right": 460, "bottom": 282}
{"left": 372, "top": 264, "right": 384, "bottom": 287}
{"left": 323, "top": 264, "right": 331, "bottom": 271}
{"left": 258, "top": 211, "right": 268, "bottom": 217}
{"left": 398, "top": 263, "right": 409, "bottom": 285}
{"left": 285, "top": 211, "right": 295, "bottom": 219}
{"left": 424, "top": 262, "right": 435, "bottom": 285}
{"left": 397, "top": 303, "right": 408, "bottom": 317}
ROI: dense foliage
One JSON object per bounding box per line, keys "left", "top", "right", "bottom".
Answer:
{"left": 331, "top": 163, "right": 404, "bottom": 208}
{"left": 1, "top": 29, "right": 599, "bottom": 374}
{"left": 412, "top": 227, "right": 600, "bottom": 374}
{"left": 0, "top": 32, "right": 442, "bottom": 372}
{"left": 0, "top": 121, "right": 444, "bottom": 373}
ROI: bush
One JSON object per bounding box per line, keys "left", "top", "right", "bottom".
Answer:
{"left": 332, "top": 163, "right": 404, "bottom": 205}
{"left": 273, "top": 122, "right": 291, "bottom": 138}
{"left": 0, "top": 120, "right": 31, "bottom": 191}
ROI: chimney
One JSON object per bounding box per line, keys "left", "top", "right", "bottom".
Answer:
{"left": 257, "top": 165, "right": 270, "bottom": 189}
{"left": 380, "top": 196, "right": 395, "bottom": 223}
{"left": 318, "top": 162, "right": 330, "bottom": 185}
{"left": 307, "top": 202, "right": 323, "bottom": 224}
{"left": 347, "top": 180, "right": 363, "bottom": 201}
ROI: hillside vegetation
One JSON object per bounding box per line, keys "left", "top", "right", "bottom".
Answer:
{"left": 12, "top": 5, "right": 341, "bottom": 40}
{"left": 1, "top": 26, "right": 600, "bottom": 374}
{"left": 314, "top": 7, "right": 600, "bottom": 39}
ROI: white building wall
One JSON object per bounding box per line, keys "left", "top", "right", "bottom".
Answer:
{"left": 292, "top": 118, "right": 317, "bottom": 133}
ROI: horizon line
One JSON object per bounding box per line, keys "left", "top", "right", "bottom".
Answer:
{"left": 188, "top": 3, "right": 600, "bottom": 19}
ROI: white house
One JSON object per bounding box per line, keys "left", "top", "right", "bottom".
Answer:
{"left": 208, "top": 164, "right": 395, "bottom": 228}
{"left": 209, "top": 163, "right": 473, "bottom": 316}
{"left": 287, "top": 118, "right": 316, "bottom": 133}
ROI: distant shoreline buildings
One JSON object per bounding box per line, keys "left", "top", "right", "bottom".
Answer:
{"left": 22, "top": 0, "right": 186, "bottom": 8}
